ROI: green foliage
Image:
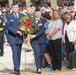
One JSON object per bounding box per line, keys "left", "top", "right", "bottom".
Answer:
{"left": 13, "top": 0, "right": 18, "bottom": 2}
{"left": 18, "top": 15, "right": 39, "bottom": 34}
{"left": 34, "top": 0, "right": 39, "bottom": 2}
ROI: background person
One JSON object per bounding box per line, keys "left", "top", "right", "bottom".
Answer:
{"left": 64, "top": 14, "right": 74, "bottom": 68}
{"left": 44, "top": 12, "right": 52, "bottom": 71}
{"left": 45, "top": 10, "right": 62, "bottom": 70}
{"left": 0, "top": 10, "right": 5, "bottom": 56}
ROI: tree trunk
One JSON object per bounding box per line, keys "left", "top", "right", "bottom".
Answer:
{"left": 26, "top": 0, "right": 31, "bottom": 7}
{"left": 8, "top": 0, "right": 13, "bottom": 8}
{"left": 51, "top": 0, "right": 57, "bottom": 9}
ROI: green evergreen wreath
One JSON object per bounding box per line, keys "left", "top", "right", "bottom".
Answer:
{"left": 18, "top": 15, "right": 39, "bottom": 34}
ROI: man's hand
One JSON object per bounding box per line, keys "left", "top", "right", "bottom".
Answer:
{"left": 45, "top": 30, "right": 48, "bottom": 35}
{"left": 17, "top": 31, "right": 22, "bottom": 36}
{"left": 30, "top": 35, "right": 36, "bottom": 39}
{"left": 20, "top": 26, "right": 25, "bottom": 31}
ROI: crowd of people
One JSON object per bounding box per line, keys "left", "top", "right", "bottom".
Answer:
{"left": 0, "top": 1, "right": 76, "bottom": 75}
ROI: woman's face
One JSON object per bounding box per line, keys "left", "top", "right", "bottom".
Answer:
{"left": 32, "top": 6, "right": 36, "bottom": 12}
{"left": 27, "top": 7, "right": 33, "bottom": 14}
{"left": 53, "top": 11, "right": 59, "bottom": 19}
{"left": 35, "top": 11, "right": 41, "bottom": 18}
{"left": 66, "top": 16, "right": 72, "bottom": 22}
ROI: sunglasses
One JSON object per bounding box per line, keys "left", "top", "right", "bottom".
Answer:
{"left": 2, "top": 12, "right": 6, "bottom": 13}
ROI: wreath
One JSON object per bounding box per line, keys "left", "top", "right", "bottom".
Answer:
{"left": 18, "top": 15, "right": 39, "bottom": 34}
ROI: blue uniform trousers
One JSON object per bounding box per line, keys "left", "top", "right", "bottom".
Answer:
{"left": 31, "top": 42, "right": 46, "bottom": 69}
{"left": 10, "top": 44, "right": 22, "bottom": 72}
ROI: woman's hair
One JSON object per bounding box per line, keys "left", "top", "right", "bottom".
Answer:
{"left": 53, "top": 10, "right": 61, "bottom": 20}
{"left": 44, "top": 12, "right": 52, "bottom": 20}
{"left": 65, "top": 13, "right": 72, "bottom": 21}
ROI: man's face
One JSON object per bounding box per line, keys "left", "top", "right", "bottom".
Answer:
{"left": 12, "top": 5, "right": 19, "bottom": 13}
{"left": 35, "top": 11, "right": 41, "bottom": 18}
{"left": 2, "top": 12, "right": 6, "bottom": 16}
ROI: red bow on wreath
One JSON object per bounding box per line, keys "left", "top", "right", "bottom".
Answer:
{"left": 24, "top": 19, "right": 32, "bottom": 30}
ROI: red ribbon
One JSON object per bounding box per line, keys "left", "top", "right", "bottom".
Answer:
{"left": 24, "top": 19, "right": 32, "bottom": 30}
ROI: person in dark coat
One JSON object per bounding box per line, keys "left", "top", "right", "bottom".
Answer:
{"left": 6, "top": 2, "right": 24, "bottom": 75}
{"left": 0, "top": 12, "right": 5, "bottom": 56}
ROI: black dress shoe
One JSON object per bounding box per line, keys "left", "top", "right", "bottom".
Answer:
{"left": 53, "top": 68, "right": 57, "bottom": 70}
{"left": 0, "top": 53, "right": 3, "bottom": 56}
{"left": 67, "top": 66, "right": 70, "bottom": 68}
{"left": 15, "top": 72, "right": 20, "bottom": 75}
{"left": 10, "top": 71, "right": 20, "bottom": 75}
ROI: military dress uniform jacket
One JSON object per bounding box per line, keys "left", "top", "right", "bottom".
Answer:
{"left": 6, "top": 12, "right": 24, "bottom": 45}
{"left": 0, "top": 15, "right": 5, "bottom": 37}
{"left": 31, "top": 18, "right": 46, "bottom": 44}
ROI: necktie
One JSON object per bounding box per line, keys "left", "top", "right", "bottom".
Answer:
{"left": 14, "top": 13, "right": 18, "bottom": 18}
{"left": 36, "top": 18, "right": 38, "bottom": 23}
{"left": 15, "top": 13, "right": 17, "bottom": 18}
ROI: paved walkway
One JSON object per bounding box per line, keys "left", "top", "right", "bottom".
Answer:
{"left": 0, "top": 43, "right": 36, "bottom": 74}
{"left": 0, "top": 43, "right": 68, "bottom": 74}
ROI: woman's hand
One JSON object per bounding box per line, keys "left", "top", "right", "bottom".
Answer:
{"left": 47, "top": 35, "right": 51, "bottom": 40}
{"left": 72, "top": 41, "right": 76, "bottom": 44}
{"left": 45, "top": 30, "right": 49, "bottom": 35}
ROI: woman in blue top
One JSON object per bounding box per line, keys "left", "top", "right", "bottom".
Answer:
{"left": 44, "top": 12, "right": 53, "bottom": 71}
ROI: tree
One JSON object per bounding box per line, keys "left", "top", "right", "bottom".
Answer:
{"left": 51, "top": 0, "right": 57, "bottom": 9}
{"left": 57, "top": 0, "right": 63, "bottom": 6}
{"left": 13, "top": 0, "right": 19, "bottom": 2}
{"left": 26, "top": 0, "right": 31, "bottom": 7}
{"left": 31, "top": 0, "right": 44, "bottom": 6}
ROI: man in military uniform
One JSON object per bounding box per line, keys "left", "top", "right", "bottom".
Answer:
{"left": 6, "top": 2, "right": 24, "bottom": 75}
{"left": 0, "top": 11, "right": 5, "bottom": 56}
{"left": 30, "top": 7, "right": 46, "bottom": 73}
